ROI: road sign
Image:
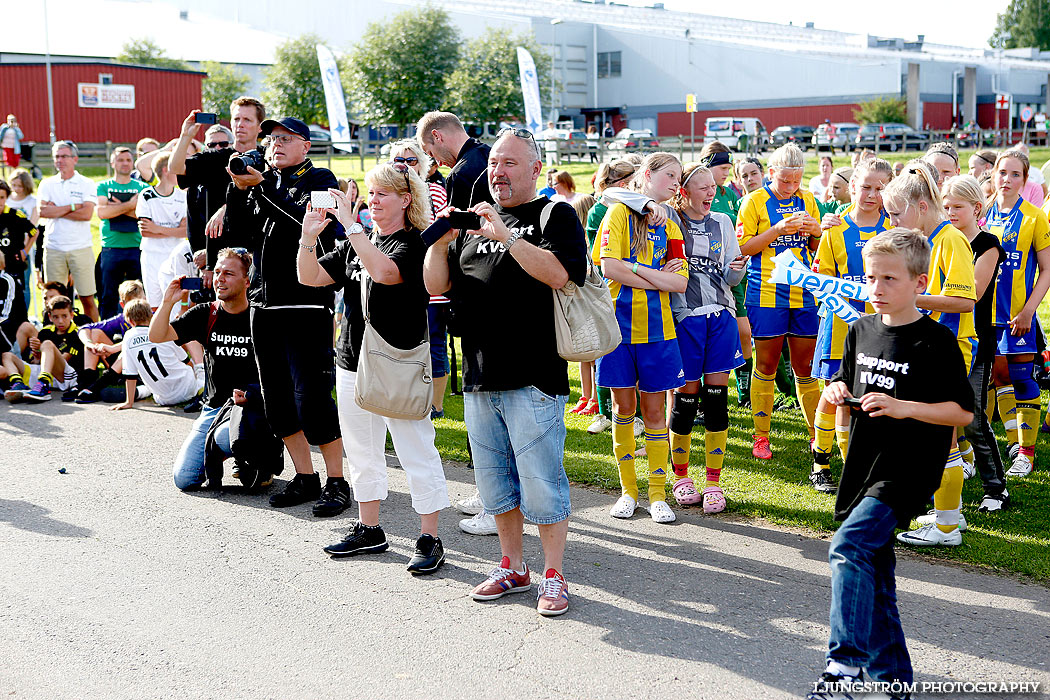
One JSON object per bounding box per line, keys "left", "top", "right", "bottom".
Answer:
{"left": 997, "top": 94, "right": 1011, "bottom": 110}
{"left": 686, "top": 93, "right": 696, "bottom": 113}
{"left": 1021, "top": 106, "right": 1034, "bottom": 122}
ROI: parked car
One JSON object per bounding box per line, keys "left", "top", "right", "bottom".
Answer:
{"left": 612, "top": 128, "right": 660, "bottom": 152}
{"left": 854, "top": 123, "right": 929, "bottom": 152}
{"left": 703, "top": 117, "right": 770, "bottom": 151}
{"left": 811, "top": 122, "right": 860, "bottom": 152}
{"left": 771, "top": 125, "right": 816, "bottom": 149}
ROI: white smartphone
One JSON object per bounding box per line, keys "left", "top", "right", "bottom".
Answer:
{"left": 310, "top": 190, "right": 336, "bottom": 209}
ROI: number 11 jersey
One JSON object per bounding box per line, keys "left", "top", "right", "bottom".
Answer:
{"left": 122, "top": 325, "right": 199, "bottom": 406}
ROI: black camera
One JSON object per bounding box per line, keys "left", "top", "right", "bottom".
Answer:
{"left": 229, "top": 149, "right": 266, "bottom": 176}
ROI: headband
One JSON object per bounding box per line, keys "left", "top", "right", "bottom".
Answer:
{"left": 977, "top": 153, "right": 996, "bottom": 166}
{"left": 834, "top": 172, "right": 850, "bottom": 185}
{"left": 701, "top": 151, "right": 732, "bottom": 168}
{"left": 682, "top": 166, "right": 705, "bottom": 189}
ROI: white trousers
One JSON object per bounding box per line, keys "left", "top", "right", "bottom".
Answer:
{"left": 335, "top": 365, "right": 450, "bottom": 515}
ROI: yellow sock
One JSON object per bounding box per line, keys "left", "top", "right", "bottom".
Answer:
{"left": 813, "top": 408, "right": 835, "bottom": 468}
{"left": 835, "top": 424, "right": 850, "bottom": 460}
{"left": 795, "top": 376, "right": 821, "bottom": 437}
{"left": 751, "top": 369, "right": 776, "bottom": 437}
{"left": 933, "top": 459, "right": 964, "bottom": 534}
{"left": 1017, "top": 401, "right": 1041, "bottom": 450}
{"left": 645, "top": 428, "right": 669, "bottom": 503}
{"left": 957, "top": 435, "right": 975, "bottom": 468}
{"left": 997, "top": 386, "right": 1018, "bottom": 445}
{"left": 612, "top": 413, "right": 638, "bottom": 500}
{"left": 704, "top": 429, "right": 727, "bottom": 487}
{"left": 670, "top": 431, "right": 691, "bottom": 478}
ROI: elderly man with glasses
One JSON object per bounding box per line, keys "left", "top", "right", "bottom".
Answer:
{"left": 220, "top": 115, "right": 352, "bottom": 518}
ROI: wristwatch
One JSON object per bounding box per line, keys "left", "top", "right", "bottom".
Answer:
{"left": 504, "top": 229, "right": 525, "bottom": 250}
{"left": 347, "top": 223, "right": 364, "bottom": 236}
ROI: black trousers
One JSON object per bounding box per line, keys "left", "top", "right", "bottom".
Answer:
{"left": 250, "top": 306, "right": 340, "bottom": 445}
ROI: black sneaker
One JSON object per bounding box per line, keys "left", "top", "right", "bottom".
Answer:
{"left": 809, "top": 469, "right": 838, "bottom": 493}
{"left": 269, "top": 472, "right": 321, "bottom": 508}
{"left": 323, "top": 520, "right": 389, "bottom": 557}
{"left": 74, "top": 389, "right": 100, "bottom": 404}
{"left": 806, "top": 670, "right": 863, "bottom": 700}
{"left": 406, "top": 533, "right": 446, "bottom": 574}
{"left": 183, "top": 394, "right": 203, "bottom": 413}
{"left": 61, "top": 388, "right": 80, "bottom": 402}
{"left": 313, "top": 477, "right": 353, "bottom": 517}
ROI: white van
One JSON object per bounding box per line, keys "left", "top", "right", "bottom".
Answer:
{"left": 703, "top": 117, "right": 770, "bottom": 150}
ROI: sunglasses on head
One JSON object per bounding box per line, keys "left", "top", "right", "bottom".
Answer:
{"left": 497, "top": 127, "right": 536, "bottom": 141}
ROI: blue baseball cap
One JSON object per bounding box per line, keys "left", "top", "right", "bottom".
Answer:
{"left": 260, "top": 117, "right": 311, "bottom": 141}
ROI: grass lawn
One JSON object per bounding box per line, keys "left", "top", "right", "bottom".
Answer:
{"left": 32, "top": 148, "right": 1050, "bottom": 584}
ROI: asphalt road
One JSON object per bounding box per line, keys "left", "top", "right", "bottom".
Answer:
{"left": 2, "top": 399, "right": 1048, "bottom": 700}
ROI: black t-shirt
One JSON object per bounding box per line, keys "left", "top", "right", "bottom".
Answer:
{"left": 446, "top": 197, "right": 588, "bottom": 397}
{"left": 445, "top": 139, "right": 494, "bottom": 210}
{"left": 831, "top": 314, "right": 975, "bottom": 527}
{"left": 177, "top": 148, "right": 236, "bottom": 254}
{"left": 0, "top": 208, "right": 35, "bottom": 276}
{"left": 170, "top": 301, "right": 258, "bottom": 409}
{"left": 318, "top": 229, "right": 428, "bottom": 372}
{"left": 970, "top": 229, "right": 1005, "bottom": 364}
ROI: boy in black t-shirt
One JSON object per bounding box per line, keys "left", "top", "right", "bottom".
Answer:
{"left": 807, "top": 229, "right": 973, "bottom": 699}
{"left": 9, "top": 295, "right": 85, "bottom": 402}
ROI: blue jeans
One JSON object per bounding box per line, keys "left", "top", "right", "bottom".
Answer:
{"left": 172, "top": 406, "right": 232, "bottom": 491}
{"left": 99, "top": 247, "right": 142, "bottom": 319}
{"left": 463, "top": 387, "right": 571, "bottom": 524}
{"left": 827, "top": 496, "right": 913, "bottom": 683}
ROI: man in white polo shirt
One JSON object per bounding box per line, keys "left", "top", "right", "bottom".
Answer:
{"left": 38, "top": 141, "right": 99, "bottom": 321}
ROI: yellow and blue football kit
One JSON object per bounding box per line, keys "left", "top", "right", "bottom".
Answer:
{"left": 925, "top": 221, "right": 978, "bottom": 371}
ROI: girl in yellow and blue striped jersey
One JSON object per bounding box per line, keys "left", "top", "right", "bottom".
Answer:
{"left": 985, "top": 150, "right": 1050, "bottom": 478}
{"left": 596, "top": 152, "right": 689, "bottom": 525}
{"left": 738, "top": 143, "right": 823, "bottom": 461}
{"left": 883, "top": 160, "right": 977, "bottom": 547}
{"left": 809, "top": 158, "right": 892, "bottom": 493}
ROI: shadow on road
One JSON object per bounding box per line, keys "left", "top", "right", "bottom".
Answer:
{"left": 0, "top": 498, "right": 93, "bottom": 538}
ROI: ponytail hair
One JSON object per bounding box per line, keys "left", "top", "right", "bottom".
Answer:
{"left": 882, "top": 158, "right": 944, "bottom": 221}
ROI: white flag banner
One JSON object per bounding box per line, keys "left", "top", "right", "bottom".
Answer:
{"left": 316, "top": 44, "right": 353, "bottom": 153}
{"left": 517, "top": 47, "right": 543, "bottom": 135}
{"left": 767, "top": 250, "right": 867, "bottom": 323}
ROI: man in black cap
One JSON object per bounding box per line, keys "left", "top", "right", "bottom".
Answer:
{"left": 222, "top": 115, "right": 351, "bottom": 517}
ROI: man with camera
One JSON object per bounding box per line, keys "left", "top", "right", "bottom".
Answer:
{"left": 423, "top": 128, "right": 588, "bottom": 617}
{"left": 170, "top": 97, "right": 265, "bottom": 285}
{"left": 221, "top": 116, "right": 351, "bottom": 517}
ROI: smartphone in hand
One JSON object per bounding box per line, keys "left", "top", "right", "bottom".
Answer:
{"left": 447, "top": 210, "right": 482, "bottom": 231}
{"left": 180, "top": 277, "right": 203, "bottom": 291}
{"left": 195, "top": 113, "right": 218, "bottom": 124}
{"left": 310, "top": 190, "right": 336, "bottom": 209}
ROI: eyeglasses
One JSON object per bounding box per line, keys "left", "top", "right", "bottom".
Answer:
{"left": 229, "top": 247, "right": 249, "bottom": 254}
{"left": 207, "top": 141, "right": 231, "bottom": 149}
{"left": 392, "top": 156, "right": 419, "bottom": 166}
{"left": 263, "top": 134, "right": 306, "bottom": 146}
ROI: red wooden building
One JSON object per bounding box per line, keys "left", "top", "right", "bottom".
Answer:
{"left": 0, "top": 62, "right": 203, "bottom": 145}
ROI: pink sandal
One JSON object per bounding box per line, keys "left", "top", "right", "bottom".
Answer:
{"left": 673, "top": 477, "right": 702, "bottom": 505}
{"left": 702, "top": 486, "right": 727, "bottom": 514}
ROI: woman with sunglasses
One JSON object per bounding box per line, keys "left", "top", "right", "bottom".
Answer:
{"left": 298, "top": 163, "right": 450, "bottom": 573}
{"left": 389, "top": 138, "right": 446, "bottom": 222}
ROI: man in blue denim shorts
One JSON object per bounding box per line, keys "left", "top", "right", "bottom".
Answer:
{"left": 424, "top": 128, "right": 588, "bottom": 617}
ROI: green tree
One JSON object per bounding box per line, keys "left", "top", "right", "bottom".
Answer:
{"left": 853, "top": 96, "right": 907, "bottom": 125}
{"left": 991, "top": 0, "right": 1050, "bottom": 50}
{"left": 443, "top": 29, "right": 551, "bottom": 126}
{"left": 115, "top": 38, "right": 188, "bottom": 70}
{"left": 200, "top": 61, "right": 251, "bottom": 115}
{"left": 263, "top": 34, "right": 345, "bottom": 125}
{"left": 346, "top": 7, "right": 460, "bottom": 128}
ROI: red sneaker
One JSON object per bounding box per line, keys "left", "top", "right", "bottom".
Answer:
{"left": 536, "top": 569, "right": 569, "bottom": 617}
{"left": 568, "top": 397, "right": 589, "bottom": 414}
{"left": 752, "top": 435, "right": 772, "bottom": 460}
{"left": 578, "top": 398, "right": 599, "bottom": 416}
{"left": 471, "top": 556, "right": 531, "bottom": 600}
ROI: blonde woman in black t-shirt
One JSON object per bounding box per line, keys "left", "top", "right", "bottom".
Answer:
{"left": 298, "top": 163, "right": 450, "bottom": 575}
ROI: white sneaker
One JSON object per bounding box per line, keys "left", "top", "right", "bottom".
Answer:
{"left": 609, "top": 493, "right": 637, "bottom": 519}
{"left": 962, "top": 460, "right": 976, "bottom": 479}
{"left": 459, "top": 511, "right": 498, "bottom": 535}
{"left": 916, "top": 510, "right": 967, "bottom": 532}
{"left": 456, "top": 490, "right": 484, "bottom": 515}
{"left": 978, "top": 490, "right": 1009, "bottom": 512}
{"left": 1007, "top": 453, "right": 1033, "bottom": 477}
{"left": 896, "top": 523, "right": 962, "bottom": 546}
{"left": 633, "top": 417, "right": 644, "bottom": 437}
{"left": 649, "top": 500, "right": 676, "bottom": 523}
{"left": 587, "top": 414, "right": 612, "bottom": 434}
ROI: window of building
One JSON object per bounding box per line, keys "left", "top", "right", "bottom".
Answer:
{"left": 597, "top": 51, "right": 621, "bottom": 79}
{"left": 99, "top": 73, "right": 113, "bottom": 85}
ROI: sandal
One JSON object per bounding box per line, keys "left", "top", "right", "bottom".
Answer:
{"left": 649, "top": 500, "right": 677, "bottom": 523}
{"left": 672, "top": 477, "right": 702, "bottom": 505}
{"left": 702, "top": 486, "right": 727, "bottom": 514}
{"left": 609, "top": 494, "right": 637, "bottom": 519}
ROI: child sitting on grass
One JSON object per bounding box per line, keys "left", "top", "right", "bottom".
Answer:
{"left": 807, "top": 228, "right": 973, "bottom": 699}
{"left": 6, "top": 295, "right": 84, "bottom": 402}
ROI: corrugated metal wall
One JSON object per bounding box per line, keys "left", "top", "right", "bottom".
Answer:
{"left": 0, "top": 63, "right": 202, "bottom": 145}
